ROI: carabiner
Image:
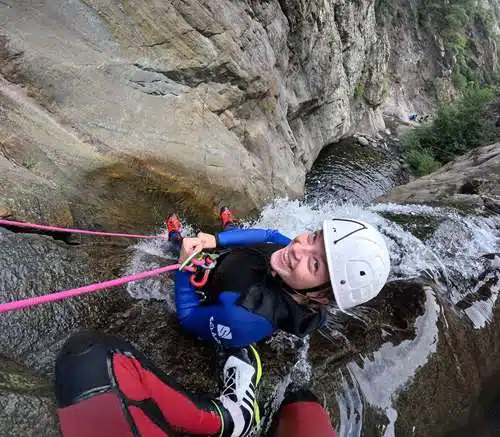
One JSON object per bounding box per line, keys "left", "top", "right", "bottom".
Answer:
{"left": 178, "top": 249, "right": 202, "bottom": 271}
{"left": 190, "top": 269, "right": 211, "bottom": 288}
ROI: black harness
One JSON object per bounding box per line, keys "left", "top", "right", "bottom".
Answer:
{"left": 202, "top": 245, "right": 327, "bottom": 337}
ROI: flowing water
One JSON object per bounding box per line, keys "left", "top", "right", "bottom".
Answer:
{"left": 126, "top": 200, "right": 500, "bottom": 436}
{"left": 121, "top": 136, "right": 500, "bottom": 436}
{"left": 1, "top": 136, "right": 497, "bottom": 436}
{"left": 304, "top": 137, "right": 408, "bottom": 205}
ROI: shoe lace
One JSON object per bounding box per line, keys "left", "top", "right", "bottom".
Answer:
{"left": 221, "top": 367, "right": 238, "bottom": 402}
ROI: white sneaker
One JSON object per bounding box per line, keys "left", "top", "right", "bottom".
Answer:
{"left": 213, "top": 345, "right": 262, "bottom": 437}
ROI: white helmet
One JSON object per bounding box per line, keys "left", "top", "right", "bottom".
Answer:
{"left": 322, "top": 218, "right": 390, "bottom": 311}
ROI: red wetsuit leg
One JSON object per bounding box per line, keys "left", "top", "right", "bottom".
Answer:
{"left": 272, "top": 390, "right": 337, "bottom": 437}
{"left": 56, "top": 331, "right": 222, "bottom": 437}
{"left": 57, "top": 392, "right": 135, "bottom": 437}
{"left": 112, "top": 353, "right": 221, "bottom": 436}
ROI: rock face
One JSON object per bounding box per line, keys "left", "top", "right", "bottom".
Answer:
{"left": 0, "top": 0, "right": 392, "bottom": 225}
{"left": 0, "top": 219, "right": 438, "bottom": 437}
{"left": 0, "top": 150, "right": 498, "bottom": 437}
{"left": 1, "top": 2, "right": 500, "bottom": 436}
{"left": 0, "top": 228, "right": 132, "bottom": 373}
{"left": 377, "top": 143, "right": 500, "bottom": 213}
{"left": 1, "top": 1, "right": 498, "bottom": 224}
{"left": 0, "top": 392, "right": 59, "bottom": 437}
{"left": 0, "top": 358, "right": 59, "bottom": 437}
{"left": 378, "top": 0, "right": 500, "bottom": 120}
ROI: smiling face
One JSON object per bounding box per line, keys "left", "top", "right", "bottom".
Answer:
{"left": 270, "top": 230, "right": 330, "bottom": 296}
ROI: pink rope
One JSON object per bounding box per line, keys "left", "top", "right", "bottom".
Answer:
{"left": 0, "top": 219, "right": 166, "bottom": 239}
{"left": 0, "top": 263, "right": 182, "bottom": 313}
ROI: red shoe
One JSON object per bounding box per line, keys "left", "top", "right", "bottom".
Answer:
{"left": 166, "top": 214, "right": 181, "bottom": 234}
{"left": 219, "top": 206, "right": 235, "bottom": 228}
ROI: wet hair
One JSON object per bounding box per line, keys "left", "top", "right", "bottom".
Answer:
{"left": 289, "top": 284, "right": 335, "bottom": 311}
{"left": 295, "top": 282, "right": 332, "bottom": 295}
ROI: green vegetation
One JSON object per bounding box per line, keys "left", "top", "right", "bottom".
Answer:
{"left": 452, "top": 70, "right": 468, "bottom": 91}
{"left": 22, "top": 155, "right": 36, "bottom": 170}
{"left": 354, "top": 78, "right": 365, "bottom": 99}
{"left": 376, "top": 0, "right": 499, "bottom": 95}
{"left": 374, "top": 0, "right": 500, "bottom": 176}
{"left": 402, "top": 87, "right": 500, "bottom": 175}
{"left": 406, "top": 148, "right": 441, "bottom": 176}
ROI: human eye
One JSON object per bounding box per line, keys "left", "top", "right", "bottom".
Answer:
{"left": 313, "top": 259, "right": 319, "bottom": 272}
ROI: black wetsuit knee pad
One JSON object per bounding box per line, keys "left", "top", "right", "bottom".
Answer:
{"left": 55, "top": 331, "right": 137, "bottom": 408}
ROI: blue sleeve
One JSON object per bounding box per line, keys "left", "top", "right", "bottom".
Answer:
{"left": 175, "top": 271, "right": 274, "bottom": 347}
{"left": 175, "top": 270, "right": 203, "bottom": 316}
{"left": 216, "top": 228, "right": 291, "bottom": 247}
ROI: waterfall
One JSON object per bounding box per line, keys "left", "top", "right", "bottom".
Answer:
{"left": 125, "top": 197, "right": 499, "bottom": 436}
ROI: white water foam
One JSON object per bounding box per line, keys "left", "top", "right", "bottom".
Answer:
{"left": 259, "top": 336, "right": 312, "bottom": 436}
{"left": 125, "top": 198, "right": 499, "bottom": 321}
{"left": 336, "top": 369, "right": 364, "bottom": 437}
{"left": 124, "top": 198, "right": 498, "bottom": 434}
{"left": 125, "top": 224, "right": 194, "bottom": 311}
{"left": 463, "top": 255, "right": 500, "bottom": 329}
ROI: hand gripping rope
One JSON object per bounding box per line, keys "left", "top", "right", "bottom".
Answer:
{"left": 0, "top": 219, "right": 218, "bottom": 313}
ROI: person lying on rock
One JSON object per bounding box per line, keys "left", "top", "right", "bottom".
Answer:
{"left": 167, "top": 207, "right": 390, "bottom": 348}
{"left": 55, "top": 330, "right": 337, "bottom": 437}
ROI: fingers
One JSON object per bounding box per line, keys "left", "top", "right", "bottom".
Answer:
{"left": 196, "top": 232, "right": 216, "bottom": 249}
{"left": 178, "top": 233, "right": 216, "bottom": 264}
{"left": 184, "top": 237, "right": 203, "bottom": 253}
{"left": 179, "top": 237, "right": 202, "bottom": 263}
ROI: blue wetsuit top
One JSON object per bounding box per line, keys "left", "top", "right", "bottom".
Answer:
{"left": 175, "top": 229, "right": 327, "bottom": 347}
{"left": 175, "top": 229, "right": 291, "bottom": 347}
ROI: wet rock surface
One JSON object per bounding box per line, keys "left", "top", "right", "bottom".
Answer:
{"left": 1, "top": 144, "right": 499, "bottom": 437}
{"left": 0, "top": 358, "right": 59, "bottom": 437}
{"left": 0, "top": 217, "right": 438, "bottom": 437}
{"left": 395, "top": 270, "right": 500, "bottom": 437}
{"left": 0, "top": 2, "right": 499, "bottom": 435}
{"left": 5, "top": 161, "right": 500, "bottom": 437}
{"left": 0, "top": 391, "right": 60, "bottom": 437}
{"left": 0, "top": 228, "right": 131, "bottom": 374}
